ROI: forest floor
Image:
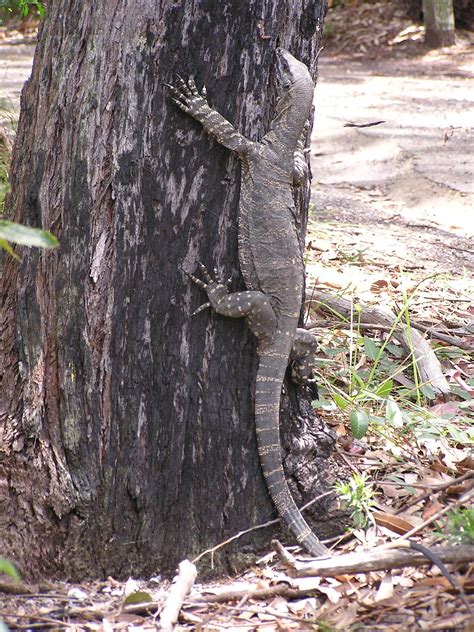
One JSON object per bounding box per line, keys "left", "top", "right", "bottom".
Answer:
{"left": 1, "top": 4, "right": 473, "bottom": 631}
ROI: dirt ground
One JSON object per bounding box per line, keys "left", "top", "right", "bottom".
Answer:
{"left": 311, "top": 49, "right": 474, "bottom": 280}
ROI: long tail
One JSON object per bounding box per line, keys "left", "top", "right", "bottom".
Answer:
{"left": 255, "top": 344, "right": 329, "bottom": 557}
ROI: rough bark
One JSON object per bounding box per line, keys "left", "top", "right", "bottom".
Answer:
{"left": 0, "top": 0, "right": 339, "bottom": 580}
{"left": 422, "top": 0, "right": 456, "bottom": 46}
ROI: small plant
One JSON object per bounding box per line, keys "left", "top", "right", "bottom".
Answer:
{"left": 442, "top": 507, "right": 474, "bottom": 545}
{"left": 1, "top": 128, "right": 58, "bottom": 257}
{"left": 0, "top": 558, "right": 20, "bottom": 581}
{"left": 0, "top": 1, "right": 45, "bottom": 20}
{"left": 335, "top": 472, "right": 377, "bottom": 529}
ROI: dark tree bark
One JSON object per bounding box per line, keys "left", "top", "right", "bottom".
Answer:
{"left": 1, "top": 0, "right": 340, "bottom": 579}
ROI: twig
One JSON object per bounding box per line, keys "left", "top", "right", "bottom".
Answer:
{"left": 385, "top": 488, "right": 474, "bottom": 543}
{"left": 407, "top": 540, "right": 471, "bottom": 612}
{"left": 0, "top": 612, "right": 71, "bottom": 628}
{"left": 271, "top": 539, "right": 297, "bottom": 568}
{"left": 192, "top": 490, "right": 334, "bottom": 563}
{"left": 159, "top": 559, "right": 197, "bottom": 632}
{"left": 0, "top": 580, "right": 55, "bottom": 595}
{"left": 186, "top": 600, "right": 319, "bottom": 626}
{"left": 309, "top": 317, "right": 470, "bottom": 349}
{"left": 376, "top": 470, "right": 473, "bottom": 493}
{"left": 190, "top": 582, "right": 312, "bottom": 604}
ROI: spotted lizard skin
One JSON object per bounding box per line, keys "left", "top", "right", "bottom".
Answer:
{"left": 168, "top": 49, "right": 329, "bottom": 557}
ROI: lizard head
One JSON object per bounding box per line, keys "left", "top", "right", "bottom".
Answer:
{"left": 275, "top": 48, "right": 312, "bottom": 93}
{"left": 273, "top": 49, "right": 314, "bottom": 138}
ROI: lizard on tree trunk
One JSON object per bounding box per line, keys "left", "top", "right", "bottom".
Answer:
{"left": 167, "top": 49, "right": 329, "bottom": 557}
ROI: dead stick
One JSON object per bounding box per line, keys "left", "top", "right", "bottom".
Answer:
{"left": 290, "top": 544, "right": 474, "bottom": 577}
{"left": 308, "top": 318, "right": 468, "bottom": 349}
{"left": 189, "top": 583, "right": 313, "bottom": 604}
{"left": 376, "top": 470, "right": 473, "bottom": 492}
{"left": 159, "top": 560, "right": 197, "bottom": 631}
{"left": 385, "top": 489, "right": 474, "bottom": 543}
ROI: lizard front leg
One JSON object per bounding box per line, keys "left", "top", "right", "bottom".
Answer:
{"left": 166, "top": 76, "right": 254, "bottom": 157}
{"left": 188, "top": 264, "right": 276, "bottom": 343}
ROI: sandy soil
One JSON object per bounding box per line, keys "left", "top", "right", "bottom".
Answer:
{"left": 311, "top": 51, "right": 474, "bottom": 277}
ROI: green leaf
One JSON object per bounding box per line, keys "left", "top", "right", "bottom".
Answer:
{"left": 333, "top": 393, "right": 349, "bottom": 410}
{"left": 386, "top": 342, "right": 404, "bottom": 358}
{"left": 0, "top": 558, "right": 21, "bottom": 581}
{"left": 386, "top": 398, "right": 403, "bottom": 428}
{"left": 447, "top": 425, "right": 469, "bottom": 445}
{"left": 363, "top": 336, "right": 379, "bottom": 361}
{"left": 376, "top": 379, "right": 393, "bottom": 398}
{"left": 312, "top": 398, "right": 332, "bottom": 409}
{"left": 123, "top": 591, "right": 153, "bottom": 606}
{"left": 0, "top": 220, "right": 58, "bottom": 249}
{"left": 0, "top": 237, "right": 20, "bottom": 260}
{"left": 350, "top": 408, "right": 369, "bottom": 439}
{"left": 419, "top": 383, "right": 436, "bottom": 401}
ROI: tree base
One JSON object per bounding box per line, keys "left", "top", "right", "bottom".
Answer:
{"left": 425, "top": 28, "right": 456, "bottom": 47}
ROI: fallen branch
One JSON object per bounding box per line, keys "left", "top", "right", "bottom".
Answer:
{"left": 308, "top": 318, "right": 469, "bottom": 349}
{"left": 0, "top": 580, "right": 56, "bottom": 595}
{"left": 190, "top": 583, "right": 314, "bottom": 604}
{"left": 309, "top": 291, "right": 452, "bottom": 400}
{"left": 284, "top": 544, "right": 474, "bottom": 578}
{"left": 159, "top": 560, "right": 197, "bottom": 631}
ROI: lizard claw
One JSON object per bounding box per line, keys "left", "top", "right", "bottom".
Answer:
{"left": 182, "top": 267, "right": 208, "bottom": 289}
{"left": 188, "top": 76, "right": 199, "bottom": 96}
{"left": 191, "top": 302, "right": 211, "bottom": 317}
{"left": 198, "top": 262, "right": 213, "bottom": 283}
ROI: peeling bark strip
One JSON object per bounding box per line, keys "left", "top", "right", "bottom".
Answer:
{"left": 0, "top": 1, "right": 335, "bottom": 578}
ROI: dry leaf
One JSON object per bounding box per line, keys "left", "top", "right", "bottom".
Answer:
{"left": 315, "top": 584, "right": 341, "bottom": 604}
{"left": 421, "top": 500, "right": 445, "bottom": 521}
{"left": 370, "top": 279, "right": 390, "bottom": 293}
{"left": 375, "top": 574, "right": 394, "bottom": 602}
{"left": 373, "top": 511, "right": 417, "bottom": 535}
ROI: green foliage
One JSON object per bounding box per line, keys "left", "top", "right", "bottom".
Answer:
{"left": 0, "top": 0, "right": 45, "bottom": 20}
{"left": 312, "top": 278, "right": 473, "bottom": 455}
{"left": 0, "top": 131, "right": 59, "bottom": 256}
{"left": 335, "top": 473, "right": 377, "bottom": 529}
{"left": 123, "top": 591, "right": 153, "bottom": 606}
{"left": 349, "top": 408, "right": 369, "bottom": 439}
{"left": 0, "top": 219, "right": 59, "bottom": 250}
{"left": 0, "top": 558, "right": 20, "bottom": 581}
{"left": 442, "top": 507, "right": 474, "bottom": 545}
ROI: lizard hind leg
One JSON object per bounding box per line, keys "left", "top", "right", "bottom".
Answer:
{"left": 290, "top": 328, "right": 317, "bottom": 385}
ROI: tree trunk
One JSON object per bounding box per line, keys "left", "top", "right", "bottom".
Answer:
{"left": 1, "top": 0, "right": 339, "bottom": 580}
{"left": 422, "top": 0, "right": 456, "bottom": 47}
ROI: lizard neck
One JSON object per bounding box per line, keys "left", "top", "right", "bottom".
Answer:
{"left": 266, "top": 78, "right": 314, "bottom": 154}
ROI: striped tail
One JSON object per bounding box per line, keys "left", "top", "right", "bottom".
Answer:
{"left": 255, "top": 345, "right": 329, "bottom": 557}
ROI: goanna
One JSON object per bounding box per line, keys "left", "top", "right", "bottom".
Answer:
{"left": 167, "top": 49, "right": 329, "bottom": 557}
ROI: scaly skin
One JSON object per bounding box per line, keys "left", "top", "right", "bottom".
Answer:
{"left": 167, "top": 49, "right": 329, "bottom": 557}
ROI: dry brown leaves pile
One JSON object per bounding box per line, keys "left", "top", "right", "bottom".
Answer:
{"left": 323, "top": 0, "right": 474, "bottom": 59}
